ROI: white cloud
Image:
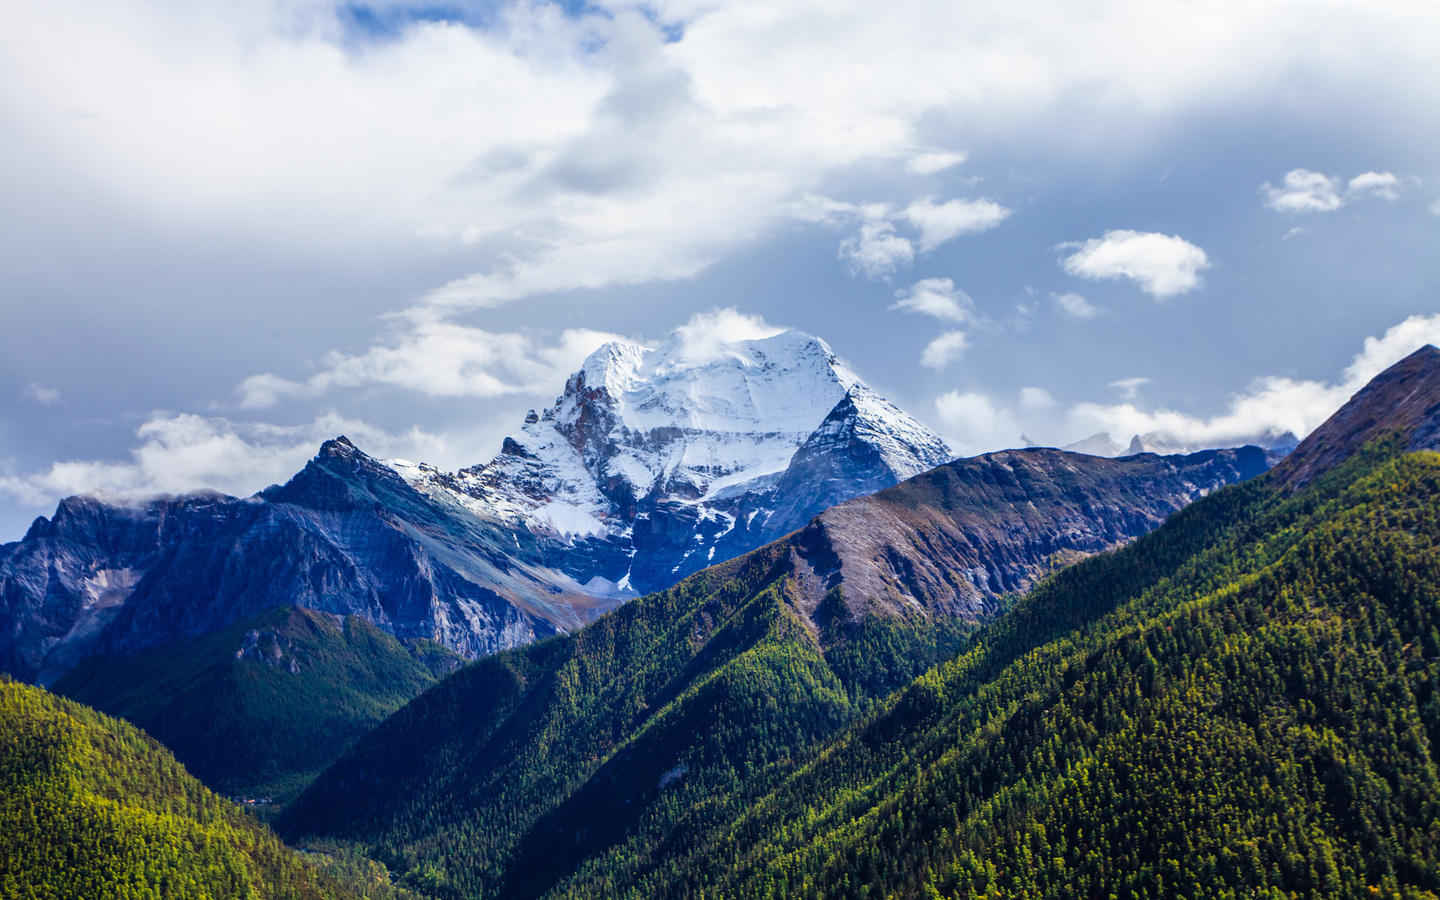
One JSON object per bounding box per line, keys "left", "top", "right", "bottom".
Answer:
{"left": 23, "top": 383, "right": 61, "bottom": 406}
{"left": 1347, "top": 171, "right": 1400, "bottom": 200}
{"left": 933, "top": 391, "right": 1024, "bottom": 456}
{"left": 0, "top": 412, "right": 450, "bottom": 509}
{"left": 1262, "top": 169, "right": 1344, "bottom": 213}
{"left": 670, "top": 308, "right": 784, "bottom": 364}
{"left": 1066, "top": 313, "right": 1440, "bottom": 450}
{"left": 1060, "top": 230, "right": 1210, "bottom": 298}
{"left": 891, "top": 278, "right": 977, "bottom": 323}
{"left": 238, "top": 324, "right": 624, "bottom": 408}
{"left": 1019, "top": 386, "right": 1056, "bottom": 410}
{"left": 6, "top": 0, "right": 1440, "bottom": 335}
{"left": 906, "top": 150, "right": 968, "bottom": 175}
{"left": 1108, "top": 376, "right": 1150, "bottom": 400}
{"left": 1431, "top": 197, "right": 1440, "bottom": 216}
{"left": 237, "top": 307, "right": 786, "bottom": 408}
{"left": 920, "top": 331, "right": 969, "bottom": 369}
{"left": 1283, "top": 226, "right": 1306, "bottom": 240}
{"left": 1052, "top": 291, "right": 1100, "bottom": 319}
{"left": 1262, "top": 169, "right": 1402, "bottom": 215}
{"left": 839, "top": 221, "right": 914, "bottom": 279}
{"left": 901, "top": 197, "right": 1011, "bottom": 251}
{"left": 802, "top": 192, "right": 1005, "bottom": 277}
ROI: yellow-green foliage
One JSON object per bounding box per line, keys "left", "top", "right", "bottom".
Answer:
{"left": 681, "top": 443, "right": 1440, "bottom": 899}
{"left": 0, "top": 678, "right": 374, "bottom": 900}
{"left": 289, "top": 438, "right": 1440, "bottom": 900}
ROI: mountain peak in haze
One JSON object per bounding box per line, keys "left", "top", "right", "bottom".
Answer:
{"left": 1274, "top": 344, "right": 1440, "bottom": 488}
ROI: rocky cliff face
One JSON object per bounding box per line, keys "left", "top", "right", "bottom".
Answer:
{"left": 785, "top": 445, "right": 1272, "bottom": 625}
{"left": 0, "top": 330, "right": 955, "bottom": 681}
{"left": 0, "top": 437, "right": 610, "bottom": 682}
{"left": 1, "top": 329, "right": 1323, "bottom": 684}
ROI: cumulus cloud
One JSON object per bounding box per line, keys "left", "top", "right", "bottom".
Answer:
{"left": 1060, "top": 230, "right": 1210, "bottom": 298}
{"left": 22, "top": 383, "right": 61, "bottom": 406}
{"left": 920, "top": 331, "right": 969, "bottom": 369}
{"left": 1066, "top": 313, "right": 1440, "bottom": 450}
{"left": 1052, "top": 291, "right": 1100, "bottom": 319}
{"left": 0, "top": 412, "right": 450, "bottom": 509}
{"left": 238, "top": 324, "right": 625, "bottom": 408}
{"left": 1347, "top": 171, "right": 1400, "bottom": 200}
{"left": 901, "top": 197, "right": 1011, "bottom": 251}
{"left": 1262, "top": 169, "right": 1344, "bottom": 213}
{"left": 933, "top": 391, "right": 1024, "bottom": 457}
{"left": 906, "top": 150, "right": 968, "bottom": 175}
{"left": 839, "top": 221, "right": 915, "bottom": 279}
{"left": 890, "top": 278, "right": 978, "bottom": 323}
{"left": 1262, "top": 168, "right": 1404, "bottom": 213}
{"left": 237, "top": 308, "right": 787, "bottom": 408}
{"left": 796, "top": 192, "right": 1006, "bottom": 278}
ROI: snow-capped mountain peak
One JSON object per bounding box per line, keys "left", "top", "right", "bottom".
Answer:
{"left": 397, "top": 327, "right": 950, "bottom": 595}
{"left": 564, "top": 329, "right": 858, "bottom": 435}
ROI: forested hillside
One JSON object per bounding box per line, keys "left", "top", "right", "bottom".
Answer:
{"left": 53, "top": 607, "right": 460, "bottom": 805}
{"left": 279, "top": 542, "right": 974, "bottom": 898}
{"left": 605, "top": 439, "right": 1440, "bottom": 898}
{"left": 287, "top": 345, "right": 1440, "bottom": 900}
{"left": 0, "top": 677, "right": 402, "bottom": 899}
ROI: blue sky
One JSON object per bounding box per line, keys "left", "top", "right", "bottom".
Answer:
{"left": 2, "top": 0, "right": 1439, "bottom": 538}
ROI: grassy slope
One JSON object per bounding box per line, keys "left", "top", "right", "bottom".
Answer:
{"left": 0, "top": 677, "right": 413, "bottom": 899}
{"left": 53, "top": 607, "right": 459, "bottom": 805}
{"left": 279, "top": 543, "right": 974, "bottom": 898}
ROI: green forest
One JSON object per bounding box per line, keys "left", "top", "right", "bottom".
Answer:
{"left": 287, "top": 437, "right": 1440, "bottom": 899}
{"left": 0, "top": 676, "right": 410, "bottom": 899}
{"left": 279, "top": 540, "right": 976, "bottom": 897}
{"left": 54, "top": 606, "right": 459, "bottom": 805}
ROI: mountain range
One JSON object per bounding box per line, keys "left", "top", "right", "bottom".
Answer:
{"left": 279, "top": 345, "right": 1440, "bottom": 898}
{"left": 0, "top": 331, "right": 953, "bottom": 685}
{"left": 7, "top": 341, "right": 1440, "bottom": 898}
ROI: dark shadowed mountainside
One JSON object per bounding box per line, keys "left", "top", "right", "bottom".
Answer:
{"left": 52, "top": 606, "right": 461, "bottom": 805}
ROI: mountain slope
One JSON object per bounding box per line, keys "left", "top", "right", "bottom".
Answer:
{"left": 685, "top": 438, "right": 1440, "bottom": 900}
{"left": 52, "top": 606, "right": 460, "bottom": 805}
{"left": 279, "top": 543, "right": 976, "bottom": 899}
{"left": 0, "top": 677, "right": 398, "bottom": 898}
{"left": 790, "top": 445, "right": 1268, "bottom": 622}
{"left": 534, "top": 345, "right": 1440, "bottom": 898}
{"left": 278, "top": 444, "right": 1267, "bottom": 897}
{"left": 1273, "top": 343, "right": 1440, "bottom": 488}
{"left": 0, "top": 437, "right": 608, "bottom": 684}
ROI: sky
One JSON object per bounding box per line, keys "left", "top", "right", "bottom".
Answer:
{"left": 2, "top": 0, "right": 1440, "bottom": 539}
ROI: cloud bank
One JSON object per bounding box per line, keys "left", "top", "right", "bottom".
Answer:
{"left": 1060, "top": 230, "right": 1210, "bottom": 298}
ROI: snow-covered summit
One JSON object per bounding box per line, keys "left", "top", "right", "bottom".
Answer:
{"left": 396, "top": 326, "right": 951, "bottom": 595}
{"left": 565, "top": 330, "right": 859, "bottom": 434}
